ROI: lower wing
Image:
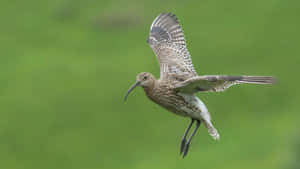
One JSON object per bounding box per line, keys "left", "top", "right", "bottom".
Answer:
{"left": 173, "top": 75, "right": 276, "bottom": 94}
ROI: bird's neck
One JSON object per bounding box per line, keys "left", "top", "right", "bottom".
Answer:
{"left": 143, "top": 80, "right": 157, "bottom": 96}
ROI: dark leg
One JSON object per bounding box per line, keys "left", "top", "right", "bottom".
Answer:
{"left": 182, "top": 120, "right": 201, "bottom": 158}
{"left": 180, "top": 119, "right": 194, "bottom": 154}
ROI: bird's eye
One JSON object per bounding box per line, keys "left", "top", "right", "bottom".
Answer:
{"left": 143, "top": 76, "right": 148, "bottom": 80}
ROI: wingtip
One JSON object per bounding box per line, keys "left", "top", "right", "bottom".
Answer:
{"left": 240, "top": 76, "right": 278, "bottom": 85}
{"left": 156, "top": 12, "right": 178, "bottom": 23}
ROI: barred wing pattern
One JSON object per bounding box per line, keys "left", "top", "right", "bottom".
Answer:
{"left": 174, "top": 75, "right": 275, "bottom": 94}
{"left": 147, "top": 13, "right": 197, "bottom": 80}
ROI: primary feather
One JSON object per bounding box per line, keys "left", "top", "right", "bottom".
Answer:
{"left": 174, "top": 75, "right": 276, "bottom": 94}
{"left": 147, "top": 13, "right": 197, "bottom": 81}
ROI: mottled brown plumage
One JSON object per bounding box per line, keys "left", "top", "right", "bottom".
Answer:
{"left": 124, "top": 13, "right": 276, "bottom": 158}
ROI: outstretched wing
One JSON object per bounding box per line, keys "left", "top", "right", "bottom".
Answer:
{"left": 147, "top": 13, "right": 197, "bottom": 81}
{"left": 173, "top": 75, "right": 276, "bottom": 94}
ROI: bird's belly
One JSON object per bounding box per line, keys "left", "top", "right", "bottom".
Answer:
{"left": 177, "top": 93, "right": 211, "bottom": 120}
{"left": 149, "top": 93, "right": 210, "bottom": 120}
{"left": 161, "top": 103, "right": 189, "bottom": 117}
{"left": 147, "top": 93, "right": 189, "bottom": 117}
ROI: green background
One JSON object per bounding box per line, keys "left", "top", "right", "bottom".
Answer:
{"left": 0, "top": 0, "right": 299, "bottom": 169}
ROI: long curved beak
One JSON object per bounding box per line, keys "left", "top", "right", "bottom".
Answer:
{"left": 124, "top": 81, "right": 140, "bottom": 101}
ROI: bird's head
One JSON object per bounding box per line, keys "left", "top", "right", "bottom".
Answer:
{"left": 136, "top": 72, "right": 155, "bottom": 87}
{"left": 124, "top": 72, "right": 155, "bottom": 101}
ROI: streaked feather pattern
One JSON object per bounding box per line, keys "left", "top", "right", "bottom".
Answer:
{"left": 147, "top": 13, "right": 197, "bottom": 80}
{"left": 148, "top": 13, "right": 186, "bottom": 46}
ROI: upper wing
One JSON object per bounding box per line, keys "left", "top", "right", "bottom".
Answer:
{"left": 147, "top": 13, "right": 197, "bottom": 81}
{"left": 173, "top": 75, "right": 276, "bottom": 94}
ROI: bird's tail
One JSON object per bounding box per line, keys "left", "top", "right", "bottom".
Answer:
{"left": 202, "top": 119, "right": 220, "bottom": 140}
{"left": 237, "top": 76, "right": 276, "bottom": 84}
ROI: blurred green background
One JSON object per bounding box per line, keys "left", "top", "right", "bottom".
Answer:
{"left": 0, "top": 0, "right": 299, "bottom": 169}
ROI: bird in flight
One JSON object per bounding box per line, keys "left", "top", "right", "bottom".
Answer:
{"left": 124, "top": 13, "right": 275, "bottom": 158}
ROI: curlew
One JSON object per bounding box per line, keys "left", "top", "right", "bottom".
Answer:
{"left": 124, "top": 13, "right": 276, "bottom": 158}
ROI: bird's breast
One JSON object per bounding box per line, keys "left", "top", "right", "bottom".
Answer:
{"left": 144, "top": 87, "right": 192, "bottom": 117}
{"left": 144, "top": 85, "right": 209, "bottom": 120}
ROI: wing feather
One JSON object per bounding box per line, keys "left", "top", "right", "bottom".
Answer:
{"left": 147, "top": 13, "right": 197, "bottom": 80}
{"left": 174, "top": 75, "right": 276, "bottom": 94}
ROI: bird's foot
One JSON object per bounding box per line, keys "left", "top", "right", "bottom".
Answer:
{"left": 180, "top": 138, "right": 186, "bottom": 154}
{"left": 182, "top": 142, "right": 190, "bottom": 158}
